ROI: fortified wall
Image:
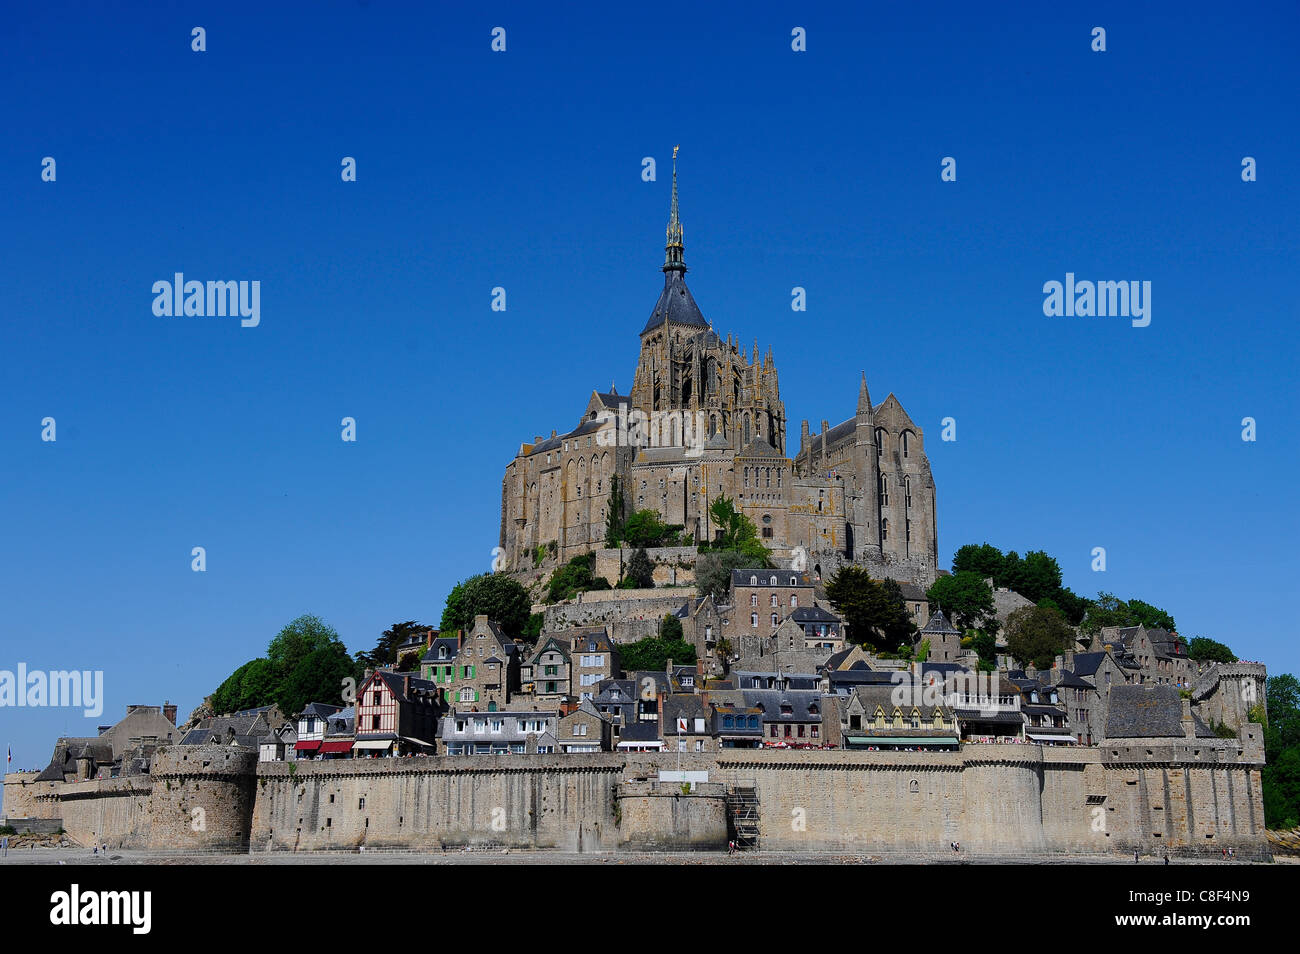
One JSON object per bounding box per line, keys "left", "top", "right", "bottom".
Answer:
{"left": 5, "top": 740, "right": 1268, "bottom": 857}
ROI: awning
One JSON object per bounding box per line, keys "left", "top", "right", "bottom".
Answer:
{"left": 352, "top": 739, "right": 393, "bottom": 751}
{"left": 294, "top": 740, "right": 322, "bottom": 752}
{"left": 1028, "top": 734, "right": 1075, "bottom": 744}
{"left": 319, "top": 740, "right": 353, "bottom": 754}
{"left": 847, "top": 737, "right": 960, "bottom": 746}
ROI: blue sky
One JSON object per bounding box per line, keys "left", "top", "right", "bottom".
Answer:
{"left": 2, "top": 1, "right": 1297, "bottom": 768}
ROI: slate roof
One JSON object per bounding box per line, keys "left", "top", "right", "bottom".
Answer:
{"left": 426, "top": 637, "right": 460, "bottom": 661}
{"left": 1056, "top": 670, "right": 1095, "bottom": 690}
{"left": 569, "top": 626, "right": 615, "bottom": 654}
{"left": 298, "top": 702, "right": 343, "bottom": 720}
{"left": 791, "top": 605, "right": 839, "bottom": 623}
{"left": 734, "top": 670, "right": 822, "bottom": 690}
{"left": 920, "top": 610, "right": 960, "bottom": 635}
{"left": 738, "top": 438, "right": 783, "bottom": 458}
{"left": 374, "top": 670, "right": 439, "bottom": 704}
{"left": 731, "top": 569, "right": 814, "bottom": 587}
{"left": 1104, "top": 684, "right": 1192, "bottom": 738}
{"left": 741, "top": 689, "right": 824, "bottom": 722}
{"left": 641, "top": 270, "right": 708, "bottom": 335}
{"left": 618, "top": 721, "right": 663, "bottom": 743}
{"left": 662, "top": 694, "right": 708, "bottom": 734}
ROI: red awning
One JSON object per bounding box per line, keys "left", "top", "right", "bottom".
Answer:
{"left": 294, "top": 740, "right": 322, "bottom": 752}
{"left": 319, "top": 741, "right": 354, "bottom": 754}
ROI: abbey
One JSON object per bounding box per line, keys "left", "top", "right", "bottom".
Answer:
{"left": 499, "top": 156, "right": 938, "bottom": 585}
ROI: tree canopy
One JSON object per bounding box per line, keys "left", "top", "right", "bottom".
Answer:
{"left": 545, "top": 553, "right": 612, "bottom": 603}
{"left": 705, "top": 494, "right": 771, "bottom": 565}
{"left": 925, "top": 571, "right": 996, "bottom": 632}
{"left": 1004, "top": 605, "right": 1077, "bottom": 670}
{"left": 1263, "top": 673, "right": 1300, "bottom": 829}
{"left": 619, "top": 634, "right": 697, "bottom": 672}
{"left": 694, "top": 549, "right": 752, "bottom": 602}
{"left": 825, "top": 566, "right": 916, "bottom": 652}
{"left": 949, "top": 542, "right": 1089, "bottom": 624}
{"left": 440, "top": 572, "right": 532, "bottom": 638}
{"left": 621, "top": 509, "right": 682, "bottom": 548}
{"left": 1081, "top": 591, "right": 1176, "bottom": 635}
{"left": 354, "top": 620, "right": 430, "bottom": 671}
{"left": 1186, "top": 636, "right": 1236, "bottom": 664}
{"left": 209, "top": 614, "right": 354, "bottom": 717}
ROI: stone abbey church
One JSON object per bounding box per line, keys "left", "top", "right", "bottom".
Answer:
{"left": 500, "top": 159, "right": 938, "bottom": 585}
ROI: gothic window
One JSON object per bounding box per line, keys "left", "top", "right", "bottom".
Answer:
{"left": 905, "top": 476, "right": 912, "bottom": 508}
{"left": 765, "top": 467, "right": 771, "bottom": 487}
{"left": 743, "top": 415, "right": 751, "bottom": 445}
{"left": 881, "top": 518, "right": 889, "bottom": 542}
{"left": 751, "top": 594, "right": 758, "bottom": 607}
{"left": 879, "top": 474, "right": 889, "bottom": 506}
{"left": 875, "top": 428, "right": 886, "bottom": 458}
{"left": 751, "top": 613, "right": 758, "bottom": 628}
{"left": 710, "top": 414, "right": 717, "bottom": 437}
{"left": 901, "top": 430, "right": 912, "bottom": 458}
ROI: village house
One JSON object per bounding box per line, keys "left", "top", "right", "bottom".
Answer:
{"left": 439, "top": 709, "right": 558, "bottom": 756}
{"left": 839, "top": 685, "right": 959, "bottom": 751}
{"left": 354, "top": 671, "right": 440, "bottom": 757}
{"left": 444, "top": 615, "right": 522, "bottom": 709}
{"left": 557, "top": 700, "right": 612, "bottom": 752}
{"left": 522, "top": 635, "right": 571, "bottom": 707}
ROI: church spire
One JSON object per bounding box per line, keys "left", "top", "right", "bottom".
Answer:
{"left": 663, "top": 145, "right": 686, "bottom": 274}
{"left": 857, "top": 371, "right": 873, "bottom": 416}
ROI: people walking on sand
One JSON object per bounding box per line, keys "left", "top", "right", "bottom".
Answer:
{"left": 1134, "top": 850, "right": 1140, "bottom": 863}
{"left": 2, "top": 835, "right": 8, "bottom": 857}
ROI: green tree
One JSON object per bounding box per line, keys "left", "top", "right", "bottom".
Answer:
{"left": 1001, "top": 550, "right": 1063, "bottom": 604}
{"left": 660, "top": 613, "right": 684, "bottom": 642}
{"left": 1126, "top": 598, "right": 1176, "bottom": 632}
{"left": 1081, "top": 592, "right": 1176, "bottom": 635}
{"left": 619, "top": 635, "right": 697, "bottom": 672}
{"left": 1186, "top": 637, "right": 1236, "bottom": 664}
{"left": 708, "top": 494, "right": 771, "bottom": 565}
{"left": 825, "top": 566, "right": 916, "bottom": 652}
{"left": 694, "top": 549, "right": 751, "bottom": 601}
{"left": 440, "top": 573, "right": 532, "bottom": 638}
{"left": 925, "top": 571, "right": 996, "bottom": 632}
{"left": 354, "top": 620, "right": 429, "bottom": 671}
{"left": 625, "top": 547, "right": 655, "bottom": 588}
{"left": 276, "top": 641, "right": 356, "bottom": 716}
{"left": 971, "top": 630, "right": 998, "bottom": 669}
{"left": 1004, "top": 605, "right": 1076, "bottom": 670}
{"left": 621, "top": 509, "right": 682, "bottom": 548}
{"left": 210, "top": 658, "right": 274, "bottom": 714}
{"left": 268, "top": 614, "right": 342, "bottom": 677}
{"left": 951, "top": 543, "right": 1006, "bottom": 580}
{"left": 545, "top": 553, "right": 612, "bottom": 603}
{"left": 605, "top": 474, "right": 626, "bottom": 546}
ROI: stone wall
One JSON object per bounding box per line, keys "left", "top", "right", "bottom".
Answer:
{"left": 592, "top": 547, "right": 697, "bottom": 587}
{"left": 542, "top": 588, "right": 696, "bottom": 643}
{"left": 251, "top": 755, "right": 622, "bottom": 852}
{"left": 7, "top": 740, "right": 1271, "bottom": 856}
{"left": 615, "top": 779, "right": 728, "bottom": 850}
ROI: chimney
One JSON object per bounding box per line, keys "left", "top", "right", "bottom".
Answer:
{"left": 163, "top": 701, "right": 177, "bottom": 725}
{"left": 1181, "top": 698, "right": 1197, "bottom": 739}
{"left": 426, "top": 628, "right": 435, "bottom": 650}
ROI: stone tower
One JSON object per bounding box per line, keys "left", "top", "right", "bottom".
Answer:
{"left": 629, "top": 148, "right": 786, "bottom": 454}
